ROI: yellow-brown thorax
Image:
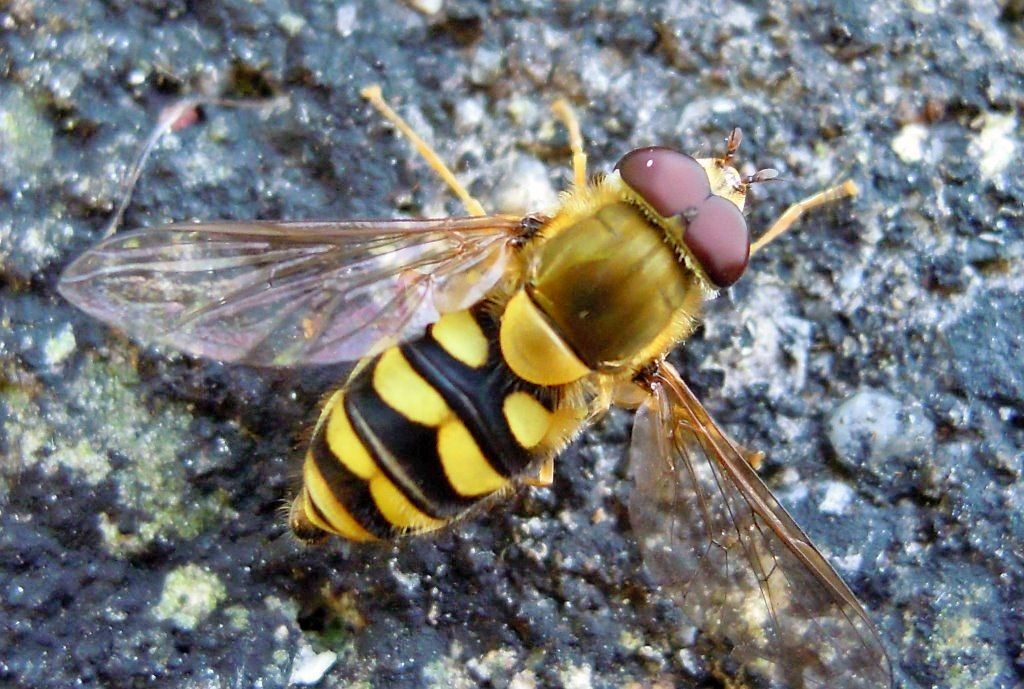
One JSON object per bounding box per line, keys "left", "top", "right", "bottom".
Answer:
{"left": 500, "top": 188, "right": 704, "bottom": 387}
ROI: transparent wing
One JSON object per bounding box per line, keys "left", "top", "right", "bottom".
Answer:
{"left": 59, "top": 216, "right": 523, "bottom": 366}
{"left": 629, "top": 362, "right": 892, "bottom": 688}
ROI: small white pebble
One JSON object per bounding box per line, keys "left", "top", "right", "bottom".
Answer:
{"left": 277, "top": 12, "right": 306, "bottom": 36}
{"left": 819, "top": 481, "right": 854, "bottom": 516}
{"left": 469, "top": 47, "right": 503, "bottom": 86}
{"left": 454, "top": 97, "right": 485, "bottom": 132}
{"left": 43, "top": 324, "right": 76, "bottom": 366}
{"left": 505, "top": 95, "right": 538, "bottom": 126}
{"left": 832, "top": 552, "right": 864, "bottom": 572}
{"left": 676, "top": 648, "right": 701, "bottom": 675}
{"left": 828, "top": 389, "right": 933, "bottom": 465}
{"left": 891, "top": 123, "right": 928, "bottom": 163}
{"left": 335, "top": 4, "right": 358, "bottom": 36}
{"left": 973, "top": 112, "right": 1017, "bottom": 179}
{"left": 289, "top": 645, "right": 337, "bottom": 686}
{"left": 509, "top": 670, "right": 538, "bottom": 689}
{"left": 408, "top": 0, "right": 442, "bottom": 14}
{"left": 493, "top": 155, "right": 558, "bottom": 215}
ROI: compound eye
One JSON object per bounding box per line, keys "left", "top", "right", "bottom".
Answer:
{"left": 684, "top": 195, "right": 750, "bottom": 288}
{"left": 615, "top": 147, "right": 711, "bottom": 217}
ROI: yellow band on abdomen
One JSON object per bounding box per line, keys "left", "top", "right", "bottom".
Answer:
{"left": 431, "top": 309, "right": 489, "bottom": 368}
{"left": 502, "top": 391, "right": 552, "bottom": 449}
{"left": 499, "top": 290, "right": 590, "bottom": 386}
{"left": 323, "top": 391, "right": 378, "bottom": 480}
{"left": 369, "top": 473, "right": 447, "bottom": 532}
{"left": 373, "top": 348, "right": 449, "bottom": 427}
{"left": 302, "top": 455, "right": 376, "bottom": 542}
{"left": 437, "top": 419, "right": 508, "bottom": 496}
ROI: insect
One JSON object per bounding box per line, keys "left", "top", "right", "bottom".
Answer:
{"left": 59, "top": 85, "right": 892, "bottom": 688}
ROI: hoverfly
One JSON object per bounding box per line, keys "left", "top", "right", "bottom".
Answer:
{"left": 59, "top": 85, "right": 893, "bottom": 688}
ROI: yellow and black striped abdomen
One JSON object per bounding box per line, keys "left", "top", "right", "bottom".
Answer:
{"left": 293, "top": 306, "right": 570, "bottom": 542}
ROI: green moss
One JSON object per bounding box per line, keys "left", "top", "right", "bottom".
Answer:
{"left": 1, "top": 369, "right": 111, "bottom": 501}
{"left": 0, "top": 86, "right": 55, "bottom": 174}
{"left": 927, "top": 585, "right": 1006, "bottom": 688}
{"left": 153, "top": 564, "right": 227, "bottom": 630}
{"left": 423, "top": 657, "right": 474, "bottom": 689}
{"left": 223, "top": 604, "right": 251, "bottom": 631}
{"left": 1, "top": 350, "right": 234, "bottom": 551}
{"left": 67, "top": 354, "right": 232, "bottom": 549}
{"left": 1, "top": 385, "right": 50, "bottom": 474}
{"left": 48, "top": 438, "right": 110, "bottom": 484}
{"left": 557, "top": 663, "right": 594, "bottom": 689}
{"left": 264, "top": 594, "right": 301, "bottom": 620}
{"left": 617, "top": 629, "right": 643, "bottom": 653}
{"left": 318, "top": 616, "right": 354, "bottom": 649}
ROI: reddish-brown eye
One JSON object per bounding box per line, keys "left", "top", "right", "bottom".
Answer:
{"left": 615, "top": 147, "right": 711, "bottom": 217}
{"left": 684, "top": 195, "right": 750, "bottom": 287}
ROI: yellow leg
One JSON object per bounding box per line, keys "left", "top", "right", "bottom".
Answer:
{"left": 731, "top": 441, "right": 766, "bottom": 471}
{"left": 750, "top": 180, "right": 859, "bottom": 256}
{"left": 522, "top": 457, "right": 554, "bottom": 487}
{"left": 360, "top": 84, "right": 486, "bottom": 217}
{"left": 551, "top": 99, "right": 588, "bottom": 189}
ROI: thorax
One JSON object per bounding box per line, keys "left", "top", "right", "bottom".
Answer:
{"left": 499, "top": 192, "right": 703, "bottom": 387}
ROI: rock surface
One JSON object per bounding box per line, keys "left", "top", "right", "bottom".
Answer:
{"left": 2, "top": 1, "right": 1022, "bottom": 688}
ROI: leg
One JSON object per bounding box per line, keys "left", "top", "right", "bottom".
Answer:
{"left": 721, "top": 434, "right": 766, "bottom": 471}
{"left": 105, "top": 95, "right": 286, "bottom": 238}
{"left": 551, "top": 99, "right": 588, "bottom": 189}
{"left": 750, "top": 180, "right": 859, "bottom": 256}
{"left": 360, "top": 84, "right": 486, "bottom": 217}
{"left": 522, "top": 457, "right": 554, "bottom": 487}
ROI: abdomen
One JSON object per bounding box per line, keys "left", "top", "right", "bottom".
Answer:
{"left": 291, "top": 305, "right": 577, "bottom": 542}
